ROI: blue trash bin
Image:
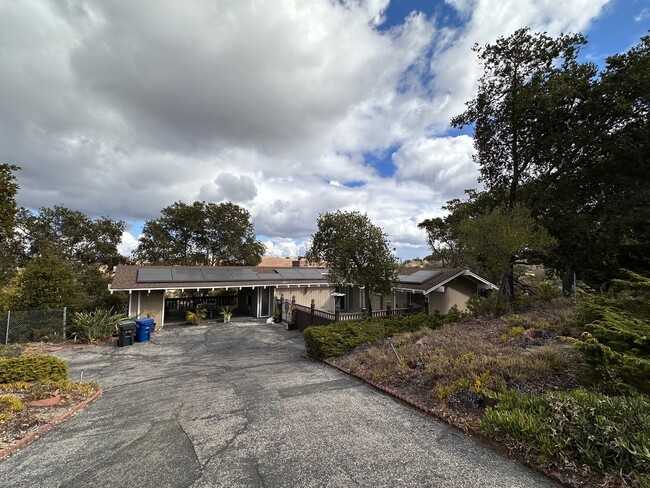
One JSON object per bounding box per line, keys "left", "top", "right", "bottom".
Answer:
{"left": 134, "top": 318, "right": 154, "bottom": 342}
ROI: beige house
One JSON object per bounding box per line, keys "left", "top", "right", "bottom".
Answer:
{"left": 109, "top": 265, "right": 496, "bottom": 327}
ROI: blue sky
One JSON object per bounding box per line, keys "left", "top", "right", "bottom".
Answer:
{"left": 1, "top": 0, "right": 647, "bottom": 261}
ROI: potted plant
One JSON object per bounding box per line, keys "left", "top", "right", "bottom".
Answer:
{"left": 220, "top": 306, "right": 233, "bottom": 323}
{"left": 273, "top": 307, "right": 282, "bottom": 323}
{"left": 186, "top": 307, "right": 207, "bottom": 325}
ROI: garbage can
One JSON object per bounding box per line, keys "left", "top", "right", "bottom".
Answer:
{"left": 117, "top": 320, "right": 136, "bottom": 347}
{"left": 134, "top": 318, "right": 154, "bottom": 342}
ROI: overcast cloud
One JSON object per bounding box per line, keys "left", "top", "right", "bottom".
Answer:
{"left": 1, "top": 0, "right": 610, "bottom": 259}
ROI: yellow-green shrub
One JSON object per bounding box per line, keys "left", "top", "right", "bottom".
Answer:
{"left": 0, "top": 395, "right": 26, "bottom": 422}
{"left": 0, "top": 355, "right": 68, "bottom": 384}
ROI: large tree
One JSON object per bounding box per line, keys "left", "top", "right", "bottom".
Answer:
{"left": 451, "top": 28, "right": 597, "bottom": 209}
{"left": 306, "top": 211, "right": 398, "bottom": 314}
{"left": 22, "top": 204, "right": 125, "bottom": 268}
{"left": 134, "top": 201, "right": 264, "bottom": 266}
{"left": 0, "top": 164, "right": 22, "bottom": 285}
{"left": 451, "top": 28, "right": 599, "bottom": 296}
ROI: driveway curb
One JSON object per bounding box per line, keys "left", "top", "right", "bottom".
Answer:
{"left": 0, "top": 389, "right": 103, "bottom": 461}
{"left": 324, "top": 359, "right": 576, "bottom": 488}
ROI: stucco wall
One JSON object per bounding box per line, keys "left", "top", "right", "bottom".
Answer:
{"left": 428, "top": 277, "right": 477, "bottom": 314}
{"left": 129, "top": 290, "right": 165, "bottom": 327}
{"left": 276, "top": 287, "right": 335, "bottom": 311}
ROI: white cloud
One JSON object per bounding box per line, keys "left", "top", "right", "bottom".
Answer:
{"left": 1, "top": 0, "right": 613, "bottom": 262}
{"left": 634, "top": 8, "right": 650, "bottom": 22}
{"left": 117, "top": 231, "right": 140, "bottom": 257}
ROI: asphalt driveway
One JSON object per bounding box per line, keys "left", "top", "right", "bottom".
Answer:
{"left": 0, "top": 319, "right": 557, "bottom": 487}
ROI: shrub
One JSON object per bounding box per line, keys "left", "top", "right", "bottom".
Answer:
{"left": 572, "top": 271, "right": 650, "bottom": 394}
{"left": 467, "top": 293, "right": 508, "bottom": 317}
{"left": 0, "top": 394, "right": 26, "bottom": 422}
{"left": 499, "top": 326, "right": 525, "bottom": 343}
{"left": 303, "top": 313, "right": 444, "bottom": 359}
{"left": 68, "top": 309, "right": 124, "bottom": 343}
{"left": 0, "top": 355, "right": 68, "bottom": 383}
{"left": 481, "top": 389, "right": 650, "bottom": 486}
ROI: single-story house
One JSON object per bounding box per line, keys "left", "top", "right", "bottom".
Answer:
{"left": 109, "top": 265, "right": 496, "bottom": 327}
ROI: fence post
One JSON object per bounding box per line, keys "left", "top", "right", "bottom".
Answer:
{"left": 334, "top": 304, "right": 340, "bottom": 323}
{"left": 387, "top": 301, "right": 392, "bottom": 316}
{"left": 63, "top": 307, "right": 67, "bottom": 340}
{"left": 5, "top": 310, "right": 10, "bottom": 345}
{"left": 310, "top": 299, "right": 315, "bottom": 326}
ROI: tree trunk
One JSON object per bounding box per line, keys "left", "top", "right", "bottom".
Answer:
{"left": 562, "top": 267, "right": 574, "bottom": 296}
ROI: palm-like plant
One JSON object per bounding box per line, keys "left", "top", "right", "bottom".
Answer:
{"left": 185, "top": 307, "right": 207, "bottom": 325}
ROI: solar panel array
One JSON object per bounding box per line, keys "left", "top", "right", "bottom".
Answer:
{"left": 396, "top": 270, "right": 443, "bottom": 284}
{"left": 136, "top": 267, "right": 329, "bottom": 283}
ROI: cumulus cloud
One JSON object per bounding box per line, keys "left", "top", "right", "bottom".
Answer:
{"left": 117, "top": 231, "right": 140, "bottom": 257}
{"left": 1, "top": 0, "right": 612, "bottom": 260}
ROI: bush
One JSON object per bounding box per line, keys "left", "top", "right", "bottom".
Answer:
{"left": 0, "top": 355, "right": 68, "bottom": 384}
{"left": 68, "top": 309, "right": 124, "bottom": 343}
{"left": 0, "top": 394, "right": 26, "bottom": 422}
{"left": 481, "top": 389, "right": 650, "bottom": 486}
{"left": 467, "top": 293, "right": 508, "bottom": 317}
{"left": 303, "top": 313, "right": 445, "bottom": 359}
{"left": 572, "top": 271, "right": 650, "bottom": 394}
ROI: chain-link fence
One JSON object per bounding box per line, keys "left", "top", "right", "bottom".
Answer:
{"left": 1, "top": 308, "right": 67, "bottom": 344}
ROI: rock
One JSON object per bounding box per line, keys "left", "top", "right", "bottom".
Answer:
{"left": 27, "top": 390, "right": 62, "bottom": 408}
{"left": 523, "top": 328, "right": 544, "bottom": 339}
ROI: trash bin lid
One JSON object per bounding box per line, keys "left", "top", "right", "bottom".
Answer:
{"left": 135, "top": 318, "right": 155, "bottom": 326}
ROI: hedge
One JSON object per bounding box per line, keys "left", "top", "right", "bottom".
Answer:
{"left": 0, "top": 355, "right": 68, "bottom": 384}
{"left": 303, "top": 313, "right": 448, "bottom": 359}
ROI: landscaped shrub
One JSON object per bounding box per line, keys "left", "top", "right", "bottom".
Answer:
{"left": 481, "top": 389, "right": 650, "bottom": 487}
{"left": 571, "top": 271, "right": 650, "bottom": 394}
{"left": 68, "top": 309, "right": 124, "bottom": 343}
{"left": 0, "top": 355, "right": 68, "bottom": 384}
{"left": 303, "top": 313, "right": 445, "bottom": 359}
{"left": 0, "top": 395, "right": 26, "bottom": 422}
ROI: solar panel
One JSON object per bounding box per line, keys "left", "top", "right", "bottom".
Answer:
{"left": 171, "top": 269, "right": 206, "bottom": 282}
{"left": 397, "top": 270, "right": 442, "bottom": 284}
{"left": 137, "top": 269, "right": 173, "bottom": 282}
{"left": 297, "top": 269, "right": 327, "bottom": 279}
{"left": 202, "top": 269, "right": 234, "bottom": 281}
{"left": 256, "top": 273, "right": 283, "bottom": 281}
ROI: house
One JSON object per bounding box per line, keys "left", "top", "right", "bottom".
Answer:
{"left": 109, "top": 265, "right": 496, "bottom": 327}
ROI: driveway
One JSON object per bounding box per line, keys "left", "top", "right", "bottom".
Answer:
{"left": 0, "top": 319, "right": 556, "bottom": 487}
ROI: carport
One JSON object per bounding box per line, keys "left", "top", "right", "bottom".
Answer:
{"left": 109, "top": 264, "right": 332, "bottom": 327}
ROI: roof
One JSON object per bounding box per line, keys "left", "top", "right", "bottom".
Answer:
{"left": 109, "top": 265, "right": 497, "bottom": 293}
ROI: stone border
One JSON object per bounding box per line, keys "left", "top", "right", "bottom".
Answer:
{"left": 324, "top": 359, "right": 582, "bottom": 488}
{"left": 0, "top": 389, "right": 103, "bottom": 461}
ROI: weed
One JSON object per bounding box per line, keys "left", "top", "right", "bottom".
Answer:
{"left": 0, "top": 395, "right": 25, "bottom": 422}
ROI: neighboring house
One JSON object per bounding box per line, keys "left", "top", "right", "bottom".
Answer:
{"left": 109, "top": 265, "right": 496, "bottom": 327}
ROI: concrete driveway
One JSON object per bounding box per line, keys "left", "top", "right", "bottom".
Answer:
{"left": 0, "top": 319, "right": 556, "bottom": 487}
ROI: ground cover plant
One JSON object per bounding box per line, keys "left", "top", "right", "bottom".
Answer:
{"left": 0, "top": 349, "right": 100, "bottom": 453}
{"left": 324, "top": 293, "right": 650, "bottom": 486}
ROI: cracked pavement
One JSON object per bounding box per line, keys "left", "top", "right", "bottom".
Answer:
{"left": 0, "top": 319, "right": 557, "bottom": 487}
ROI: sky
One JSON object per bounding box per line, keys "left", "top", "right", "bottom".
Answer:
{"left": 1, "top": 0, "right": 648, "bottom": 261}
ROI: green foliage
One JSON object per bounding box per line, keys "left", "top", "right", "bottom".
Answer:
{"left": 306, "top": 211, "right": 398, "bottom": 314}
{"left": 0, "top": 394, "right": 26, "bottom": 422}
{"left": 303, "top": 313, "right": 448, "bottom": 359}
{"left": 499, "top": 326, "right": 525, "bottom": 343}
{"left": 134, "top": 201, "right": 264, "bottom": 266}
{"left": 0, "top": 164, "right": 21, "bottom": 286}
{"left": 571, "top": 271, "right": 650, "bottom": 394}
{"left": 0, "top": 355, "right": 68, "bottom": 384}
{"left": 457, "top": 205, "right": 555, "bottom": 298}
{"left": 467, "top": 293, "right": 508, "bottom": 317}
{"left": 9, "top": 252, "right": 85, "bottom": 311}
{"left": 481, "top": 389, "right": 650, "bottom": 486}
{"left": 0, "top": 344, "right": 23, "bottom": 359}
{"left": 68, "top": 309, "right": 124, "bottom": 343}
{"left": 186, "top": 307, "right": 207, "bottom": 325}
{"left": 21, "top": 204, "right": 125, "bottom": 268}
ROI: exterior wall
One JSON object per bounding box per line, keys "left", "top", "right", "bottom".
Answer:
{"left": 394, "top": 291, "right": 409, "bottom": 308}
{"left": 129, "top": 290, "right": 165, "bottom": 327}
{"left": 275, "top": 286, "right": 335, "bottom": 312}
{"left": 428, "top": 277, "right": 477, "bottom": 314}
